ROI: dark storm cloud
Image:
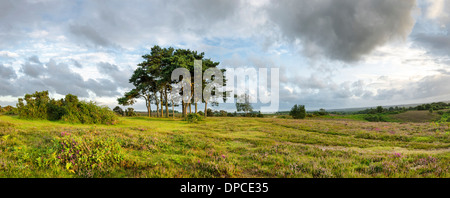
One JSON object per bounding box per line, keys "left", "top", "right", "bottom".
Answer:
{"left": 266, "top": 0, "right": 416, "bottom": 62}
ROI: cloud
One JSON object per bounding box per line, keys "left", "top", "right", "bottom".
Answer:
{"left": 69, "top": 23, "right": 118, "bottom": 49}
{"left": 411, "top": 0, "right": 450, "bottom": 57}
{"left": 20, "top": 60, "right": 46, "bottom": 78}
{"left": 0, "top": 51, "right": 19, "bottom": 59}
{"left": 0, "top": 64, "right": 17, "bottom": 79}
{"left": 414, "top": 33, "right": 450, "bottom": 56}
{"left": 0, "top": 0, "right": 73, "bottom": 48}
{"left": 266, "top": 0, "right": 416, "bottom": 62}
{"left": 0, "top": 56, "right": 128, "bottom": 98}
{"left": 64, "top": 0, "right": 242, "bottom": 50}
{"left": 71, "top": 59, "right": 83, "bottom": 68}
{"left": 424, "top": 0, "right": 449, "bottom": 23}
{"left": 96, "top": 62, "right": 133, "bottom": 89}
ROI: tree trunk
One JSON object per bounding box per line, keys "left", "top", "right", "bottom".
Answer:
{"left": 147, "top": 103, "right": 151, "bottom": 118}
{"left": 204, "top": 101, "right": 208, "bottom": 117}
{"left": 189, "top": 103, "right": 191, "bottom": 114}
{"left": 172, "top": 99, "right": 175, "bottom": 119}
{"left": 195, "top": 103, "right": 197, "bottom": 114}
{"left": 165, "top": 88, "right": 169, "bottom": 118}
{"left": 156, "top": 101, "right": 159, "bottom": 117}
{"left": 146, "top": 96, "right": 151, "bottom": 118}
{"left": 183, "top": 102, "right": 187, "bottom": 117}
{"left": 182, "top": 102, "right": 185, "bottom": 117}
{"left": 160, "top": 93, "right": 163, "bottom": 117}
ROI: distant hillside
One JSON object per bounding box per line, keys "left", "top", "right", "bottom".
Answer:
{"left": 326, "top": 101, "right": 450, "bottom": 113}
{"left": 389, "top": 110, "right": 442, "bottom": 123}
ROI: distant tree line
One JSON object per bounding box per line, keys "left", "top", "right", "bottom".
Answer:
{"left": 355, "top": 102, "right": 450, "bottom": 115}
{"left": 15, "top": 91, "right": 117, "bottom": 124}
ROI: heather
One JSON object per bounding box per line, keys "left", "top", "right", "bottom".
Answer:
{"left": 0, "top": 115, "right": 448, "bottom": 178}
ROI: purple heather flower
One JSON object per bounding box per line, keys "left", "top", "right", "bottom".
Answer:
{"left": 393, "top": 152, "right": 402, "bottom": 158}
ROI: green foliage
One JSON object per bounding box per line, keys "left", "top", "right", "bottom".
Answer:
{"left": 290, "top": 104, "right": 306, "bottom": 119}
{"left": 16, "top": 91, "right": 118, "bottom": 125}
{"left": 113, "top": 106, "right": 124, "bottom": 116}
{"left": 235, "top": 94, "right": 253, "bottom": 114}
{"left": 52, "top": 133, "right": 124, "bottom": 177}
{"left": 47, "top": 99, "right": 66, "bottom": 121}
{"left": 206, "top": 108, "right": 214, "bottom": 117}
{"left": 257, "top": 111, "right": 264, "bottom": 118}
{"left": 17, "top": 91, "right": 50, "bottom": 119}
{"left": 119, "top": 45, "right": 224, "bottom": 118}
{"left": 185, "top": 113, "right": 203, "bottom": 123}
{"left": 364, "top": 114, "right": 388, "bottom": 122}
{"left": 0, "top": 105, "right": 17, "bottom": 115}
{"left": 61, "top": 101, "right": 117, "bottom": 125}
{"left": 125, "top": 108, "right": 137, "bottom": 117}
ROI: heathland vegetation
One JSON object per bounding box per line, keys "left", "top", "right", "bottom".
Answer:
{"left": 1, "top": 92, "right": 449, "bottom": 178}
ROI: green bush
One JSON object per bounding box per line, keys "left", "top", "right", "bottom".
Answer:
{"left": 125, "top": 108, "right": 137, "bottom": 117}
{"left": 185, "top": 113, "right": 203, "bottom": 123}
{"left": 16, "top": 91, "right": 118, "bottom": 125}
{"left": 363, "top": 114, "right": 387, "bottom": 122}
{"left": 290, "top": 104, "right": 306, "bottom": 119}
{"left": 17, "top": 91, "right": 50, "bottom": 119}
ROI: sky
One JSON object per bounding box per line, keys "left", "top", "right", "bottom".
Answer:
{"left": 0, "top": 0, "right": 450, "bottom": 112}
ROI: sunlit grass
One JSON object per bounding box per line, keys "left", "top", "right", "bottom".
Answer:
{"left": 0, "top": 115, "right": 449, "bottom": 178}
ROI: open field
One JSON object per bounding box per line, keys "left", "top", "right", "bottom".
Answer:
{"left": 390, "top": 110, "right": 442, "bottom": 123}
{"left": 0, "top": 115, "right": 449, "bottom": 178}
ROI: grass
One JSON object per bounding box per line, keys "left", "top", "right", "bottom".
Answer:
{"left": 389, "top": 110, "right": 442, "bottom": 123}
{"left": 0, "top": 114, "right": 449, "bottom": 178}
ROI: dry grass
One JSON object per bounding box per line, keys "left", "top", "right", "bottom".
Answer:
{"left": 390, "top": 111, "right": 441, "bottom": 122}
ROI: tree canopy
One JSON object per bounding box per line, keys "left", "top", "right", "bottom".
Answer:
{"left": 118, "top": 45, "right": 224, "bottom": 118}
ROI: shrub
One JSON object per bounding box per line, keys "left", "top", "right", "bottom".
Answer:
{"left": 364, "top": 114, "right": 387, "bottom": 122}
{"left": 16, "top": 91, "right": 118, "bottom": 125}
{"left": 53, "top": 134, "right": 124, "bottom": 177}
{"left": 113, "top": 106, "right": 124, "bottom": 116}
{"left": 125, "top": 108, "right": 137, "bottom": 117}
{"left": 257, "top": 111, "right": 264, "bottom": 118}
{"left": 290, "top": 104, "right": 306, "bottom": 119}
{"left": 17, "top": 91, "right": 50, "bottom": 119}
{"left": 185, "top": 113, "right": 203, "bottom": 123}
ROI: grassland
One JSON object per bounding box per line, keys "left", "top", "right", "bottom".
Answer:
{"left": 390, "top": 110, "right": 442, "bottom": 122}
{"left": 0, "top": 114, "right": 449, "bottom": 178}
